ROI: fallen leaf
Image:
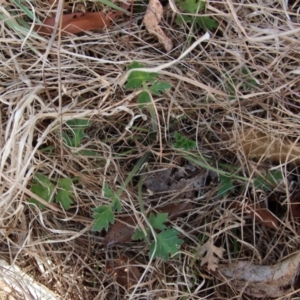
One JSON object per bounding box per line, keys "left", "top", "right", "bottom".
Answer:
{"left": 144, "top": 165, "right": 210, "bottom": 199}
{"left": 106, "top": 255, "right": 141, "bottom": 288}
{"left": 35, "top": 9, "right": 126, "bottom": 35}
{"left": 229, "top": 201, "right": 279, "bottom": 230}
{"left": 103, "top": 216, "right": 136, "bottom": 247}
{"left": 143, "top": 0, "right": 173, "bottom": 51}
{"left": 215, "top": 251, "right": 300, "bottom": 298}
{"left": 230, "top": 129, "right": 300, "bottom": 164}
{"left": 197, "top": 237, "right": 224, "bottom": 271}
{"left": 157, "top": 202, "right": 192, "bottom": 219}
{"left": 143, "top": 168, "right": 172, "bottom": 193}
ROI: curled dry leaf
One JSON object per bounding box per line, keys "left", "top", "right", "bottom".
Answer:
{"left": 106, "top": 255, "right": 141, "bottom": 288}
{"left": 143, "top": 0, "right": 173, "bottom": 51}
{"left": 157, "top": 201, "right": 192, "bottom": 219}
{"left": 216, "top": 252, "right": 300, "bottom": 298}
{"left": 103, "top": 202, "right": 191, "bottom": 246}
{"left": 229, "top": 201, "right": 279, "bottom": 230}
{"left": 231, "top": 129, "right": 300, "bottom": 164}
{"left": 35, "top": 9, "right": 125, "bottom": 35}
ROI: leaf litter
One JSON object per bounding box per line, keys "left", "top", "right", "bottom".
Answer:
{"left": 143, "top": 0, "right": 173, "bottom": 51}
{"left": 2, "top": 0, "right": 300, "bottom": 298}
{"left": 215, "top": 251, "right": 300, "bottom": 298}
{"left": 35, "top": 9, "right": 128, "bottom": 35}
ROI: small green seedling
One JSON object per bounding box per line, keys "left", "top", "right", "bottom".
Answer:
{"left": 225, "top": 67, "right": 259, "bottom": 100}
{"left": 253, "top": 170, "right": 283, "bottom": 191}
{"left": 92, "top": 152, "right": 150, "bottom": 232}
{"left": 173, "top": 132, "right": 197, "bottom": 150}
{"left": 216, "top": 169, "right": 283, "bottom": 198}
{"left": 132, "top": 212, "right": 184, "bottom": 261}
{"left": 178, "top": 145, "right": 283, "bottom": 198}
{"left": 29, "top": 173, "right": 76, "bottom": 210}
{"left": 55, "top": 178, "right": 74, "bottom": 210}
{"left": 92, "top": 183, "right": 122, "bottom": 231}
{"left": 125, "top": 61, "right": 172, "bottom": 106}
{"left": 97, "top": 0, "right": 129, "bottom": 14}
{"left": 125, "top": 61, "right": 172, "bottom": 131}
{"left": 218, "top": 174, "right": 235, "bottom": 197}
{"left": 175, "top": 0, "right": 218, "bottom": 31}
{"left": 40, "top": 118, "right": 100, "bottom": 157}
{"left": 63, "top": 119, "right": 91, "bottom": 148}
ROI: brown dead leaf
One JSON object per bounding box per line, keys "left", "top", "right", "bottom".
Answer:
{"left": 157, "top": 202, "right": 192, "bottom": 219}
{"left": 143, "top": 168, "right": 171, "bottom": 193}
{"left": 35, "top": 9, "right": 125, "bottom": 36}
{"left": 106, "top": 255, "right": 141, "bottom": 288}
{"left": 229, "top": 201, "right": 279, "bottom": 230}
{"left": 232, "top": 129, "right": 300, "bottom": 164}
{"left": 143, "top": 0, "right": 173, "bottom": 51}
{"left": 197, "top": 237, "right": 224, "bottom": 271}
{"left": 144, "top": 165, "right": 210, "bottom": 199}
{"left": 216, "top": 251, "right": 300, "bottom": 298}
{"left": 104, "top": 216, "right": 136, "bottom": 247}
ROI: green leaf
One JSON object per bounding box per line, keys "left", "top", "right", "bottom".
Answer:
{"left": 55, "top": 178, "right": 73, "bottom": 210}
{"left": 175, "top": 0, "right": 217, "bottom": 30}
{"left": 103, "top": 183, "right": 122, "bottom": 212}
{"left": 176, "top": 0, "right": 205, "bottom": 13}
{"left": 104, "top": 183, "right": 115, "bottom": 199}
{"left": 149, "top": 213, "right": 168, "bottom": 230}
{"left": 127, "top": 61, "right": 145, "bottom": 70}
{"left": 29, "top": 173, "right": 55, "bottom": 209}
{"left": 195, "top": 16, "right": 218, "bottom": 30}
{"left": 112, "top": 198, "right": 122, "bottom": 213}
{"left": 149, "top": 228, "right": 184, "bottom": 261}
{"left": 176, "top": 15, "right": 218, "bottom": 30}
{"left": 253, "top": 170, "right": 283, "bottom": 191}
{"left": 218, "top": 175, "right": 234, "bottom": 197}
{"left": 150, "top": 81, "right": 172, "bottom": 95}
{"left": 132, "top": 228, "right": 149, "bottom": 240}
{"left": 125, "top": 71, "right": 158, "bottom": 89}
{"left": 55, "top": 190, "right": 73, "bottom": 210}
{"left": 173, "top": 132, "right": 196, "bottom": 150}
{"left": 97, "top": 0, "right": 129, "bottom": 14}
{"left": 64, "top": 119, "right": 91, "bottom": 148}
{"left": 176, "top": 0, "right": 218, "bottom": 30}
{"left": 240, "top": 68, "right": 259, "bottom": 90}
{"left": 138, "top": 91, "right": 151, "bottom": 106}
{"left": 58, "top": 177, "right": 73, "bottom": 190}
{"left": 92, "top": 206, "right": 115, "bottom": 231}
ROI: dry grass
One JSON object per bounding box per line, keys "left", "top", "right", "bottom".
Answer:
{"left": 1, "top": 0, "right": 300, "bottom": 299}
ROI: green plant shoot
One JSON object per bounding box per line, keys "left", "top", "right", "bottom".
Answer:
{"left": 63, "top": 119, "right": 91, "bottom": 148}
{"left": 176, "top": 0, "right": 218, "bottom": 30}
{"left": 132, "top": 212, "right": 184, "bottom": 261}
{"left": 29, "top": 173, "right": 75, "bottom": 210}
